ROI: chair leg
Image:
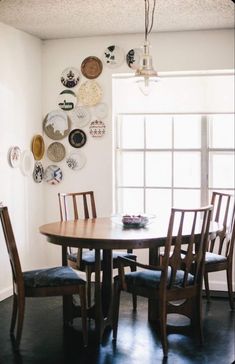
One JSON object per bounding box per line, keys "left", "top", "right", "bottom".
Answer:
{"left": 159, "top": 301, "right": 168, "bottom": 357}
{"left": 15, "top": 294, "right": 25, "bottom": 347}
{"left": 79, "top": 286, "right": 88, "bottom": 347}
{"left": 226, "top": 267, "right": 234, "bottom": 310}
{"left": 130, "top": 265, "right": 137, "bottom": 311}
{"left": 10, "top": 293, "right": 18, "bottom": 334}
{"left": 85, "top": 266, "right": 92, "bottom": 308}
{"left": 194, "top": 294, "right": 204, "bottom": 344}
{"left": 204, "top": 272, "right": 210, "bottom": 302}
{"left": 112, "top": 282, "right": 121, "bottom": 340}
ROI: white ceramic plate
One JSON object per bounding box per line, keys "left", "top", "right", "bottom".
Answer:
{"left": 70, "top": 105, "right": 91, "bottom": 128}
{"left": 126, "top": 48, "right": 142, "bottom": 70}
{"left": 58, "top": 89, "right": 77, "bottom": 111}
{"left": 66, "top": 151, "right": 86, "bottom": 171}
{"left": 61, "top": 67, "right": 80, "bottom": 88}
{"left": 43, "top": 165, "right": 63, "bottom": 185}
{"left": 20, "top": 150, "right": 35, "bottom": 176}
{"left": 103, "top": 45, "right": 124, "bottom": 68}
{"left": 33, "top": 161, "right": 44, "bottom": 183}
{"left": 43, "top": 110, "right": 71, "bottom": 140}
{"left": 93, "top": 103, "right": 108, "bottom": 119}
{"left": 8, "top": 146, "right": 21, "bottom": 168}
{"left": 89, "top": 120, "right": 106, "bottom": 137}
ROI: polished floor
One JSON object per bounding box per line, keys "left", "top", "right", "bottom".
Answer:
{"left": 0, "top": 293, "right": 234, "bottom": 364}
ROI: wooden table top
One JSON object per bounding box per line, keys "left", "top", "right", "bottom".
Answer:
{"left": 39, "top": 217, "right": 220, "bottom": 250}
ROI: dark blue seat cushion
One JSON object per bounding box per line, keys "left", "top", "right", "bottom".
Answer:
{"left": 68, "top": 250, "right": 136, "bottom": 265}
{"left": 205, "top": 252, "right": 227, "bottom": 264}
{"left": 23, "top": 266, "right": 86, "bottom": 288}
{"left": 116, "top": 267, "right": 194, "bottom": 290}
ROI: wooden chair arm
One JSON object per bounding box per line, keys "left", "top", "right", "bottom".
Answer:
{"left": 116, "top": 256, "right": 163, "bottom": 291}
{"left": 117, "top": 256, "right": 163, "bottom": 271}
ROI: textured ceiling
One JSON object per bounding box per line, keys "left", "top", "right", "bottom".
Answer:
{"left": 0, "top": 0, "right": 234, "bottom": 40}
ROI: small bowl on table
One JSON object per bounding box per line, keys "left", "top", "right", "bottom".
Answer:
{"left": 111, "top": 214, "right": 155, "bottom": 228}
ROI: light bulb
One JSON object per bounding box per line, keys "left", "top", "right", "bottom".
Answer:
{"left": 135, "top": 76, "right": 159, "bottom": 96}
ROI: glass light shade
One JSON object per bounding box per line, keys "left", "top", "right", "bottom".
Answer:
{"left": 135, "top": 42, "right": 160, "bottom": 96}
{"left": 135, "top": 76, "right": 159, "bottom": 96}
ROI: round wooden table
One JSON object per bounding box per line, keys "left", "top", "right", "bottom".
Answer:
{"left": 39, "top": 217, "right": 219, "bottom": 340}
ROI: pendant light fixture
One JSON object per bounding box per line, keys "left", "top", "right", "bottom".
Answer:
{"left": 135, "top": 0, "right": 159, "bottom": 96}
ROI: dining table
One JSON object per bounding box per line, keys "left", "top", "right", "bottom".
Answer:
{"left": 39, "top": 216, "right": 219, "bottom": 340}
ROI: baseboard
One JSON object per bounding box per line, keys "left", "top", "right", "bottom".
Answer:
{"left": 0, "top": 287, "right": 12, "bottom": 301}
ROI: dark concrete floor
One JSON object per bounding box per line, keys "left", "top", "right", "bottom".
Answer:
{"left": 0, "top": 293, "right": 234, "bottom": 364}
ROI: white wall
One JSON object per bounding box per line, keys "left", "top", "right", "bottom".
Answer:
{"left": 0, "top": 22, "right": 46, "bottom": 300}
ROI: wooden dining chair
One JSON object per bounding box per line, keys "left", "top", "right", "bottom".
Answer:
{"left": 204, "top": 191, "right": 235, "bottom": 309}
{"left": 58, "top": 191, "right": 137, "bottom": 309}
{"left": 0, "top": 206, "right": 87, "bottom": 347}
{"left": 113, "top": 205, "right": 213, "bottom": 357}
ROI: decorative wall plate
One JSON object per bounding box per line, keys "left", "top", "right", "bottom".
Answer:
{"left": 58, "top": 89, "right": 77, "bottom": 111}
{"left": 61, "top": 67, "right": 80, "bottom": 88}
{"left": 78, "top": 80, "right": 102, "bottom": 106}
{"left": 89, "top": 120, "right": 106, "bottom": 137}
{"left": 70, "top": 105, "right": 91, "bottom": 128}
{"left": 47, "top": 142, "right": 66, "bottom": 162}
{"left": 31, "top": 134, "right": 45, "bottom": 160}
{"left": 103, "top": 45, "right": 124, "bottom": 68}
{"left": 81, "top": 56, "right": 103, "bottom": 79}
{"left": 43, "top": 110, "right": 71, "bottom": 140}
{"left": 66, "top": 151, "right": 86, "bottom": 171}
{"left": 69, "top": 129, "right": 87, "bottom": 148}
{"left": 43, "top": 165, "right": 63, "bottom": 185}
{"left": 20, "top": 150, "right": 35, "bottom": 176}
{"left": 9, "top": 146, "right": 21, "bottom": 168}
{"left": 33, "top": 161, "right": 44, "bottom": 183}
{"left": 126, "top": 48, "right": 142, "bottom": 70}
{"left": 93, "top": 102, "right": 108, "bottom": 119}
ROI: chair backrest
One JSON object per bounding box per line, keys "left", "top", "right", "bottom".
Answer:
{"left": 225, "top": 203, "right": 235, "bottom": 261}
{"left": 161, "top": 205, "right": 213, "bottom": 290}
{"left": 58, "top": 191, "right": 97, "bottom": 221}
{"left": 0, "top": 206, "right": 24, "bottom": 290}
{"left": 58, "top": 191, "right": 97, "bottom": 267}
{"left": 209, "top": 191, "right": 234, "bottom": 255}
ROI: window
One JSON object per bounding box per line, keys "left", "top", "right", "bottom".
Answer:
{"left": 113, "top": 72, "right": 235, "bottom": 215}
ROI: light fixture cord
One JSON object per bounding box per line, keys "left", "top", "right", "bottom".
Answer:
{"left": 145, "top": 0, "right": 156, "bottom": 41}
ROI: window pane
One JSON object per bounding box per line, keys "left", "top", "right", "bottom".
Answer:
{"left": 209, "top": 114, "right": 235, "bottom": 149}
{"left": 146, "top": 152, "right": 172, "bottom": 187}
{"left": 174, "top": 189, "right": 201, "bottom": 208}
{"left": 117, "top": 151, "right": 143, "bottom": 186}
{"left": 146, "top": 115, "right": 172, "bottom": 148}
{"left": 117, "top": 188, "right": 144, "bottom": 213}
{"left": 209, "top": 152, "right": 235, "bottom": 189}
{"left": 174, "top": 152, "right": 201, "bottom": 187}
{"left": 118, "top": 115, "right": 144, "bottom": 149}
{"left": 146, "top": 189, "right": 172, "bottom": 222}
{"left": 174, "top": 115, "right": 201, "bottom": 149}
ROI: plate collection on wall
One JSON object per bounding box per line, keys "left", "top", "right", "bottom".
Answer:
{"left": 9, "top": 43, "right": 140, "bottom": 184}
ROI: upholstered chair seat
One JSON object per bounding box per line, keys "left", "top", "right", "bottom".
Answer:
{"left": 68, "top": 250, "right": 137, "bottom": 266}
{"left": 205, "top": 252, "right": 227, "bottom": 264}
{"left": 116, "top": 268, "right": 194, "bottom": 291}
{"left": 23, "top": 267, "right": 86, "bottom": 288}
